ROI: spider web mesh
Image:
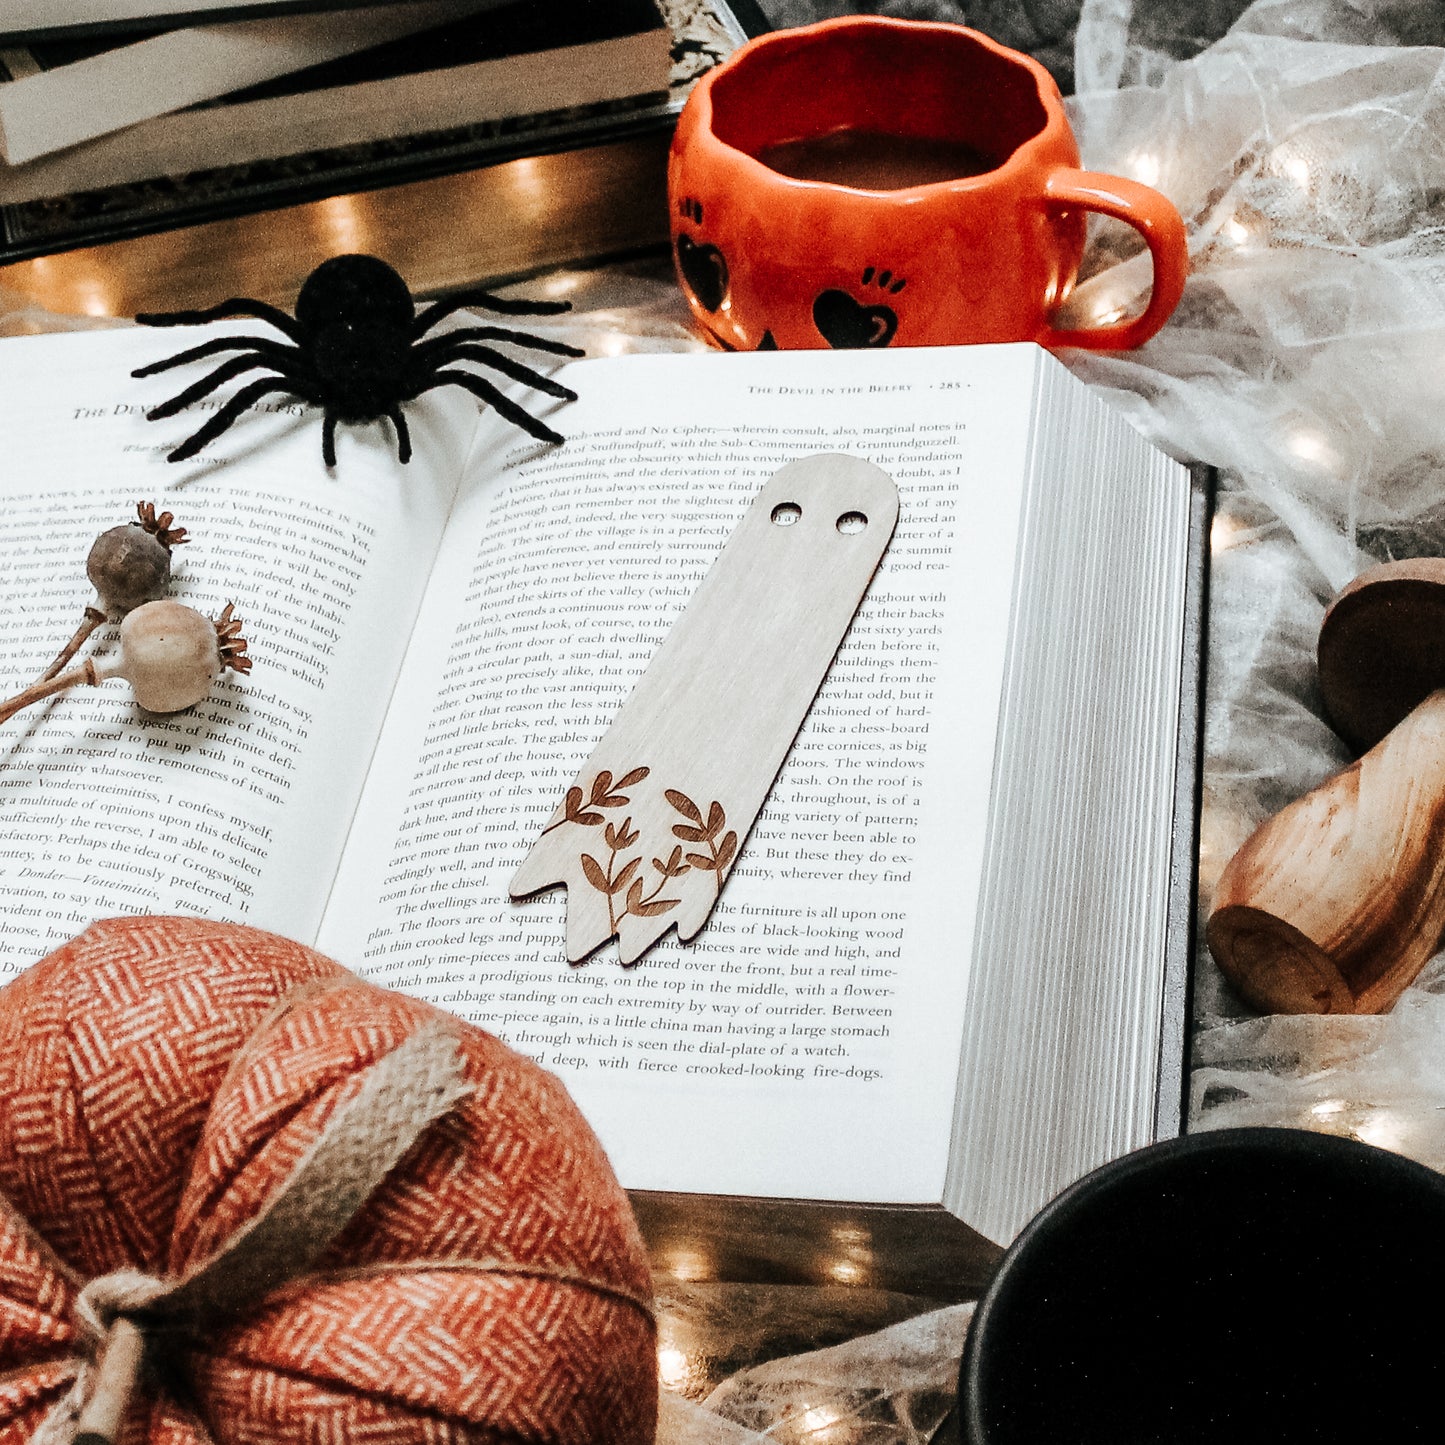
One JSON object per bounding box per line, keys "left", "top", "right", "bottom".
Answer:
{"left": 1060, "top": 0, "right": 1445, "bottom": 1174}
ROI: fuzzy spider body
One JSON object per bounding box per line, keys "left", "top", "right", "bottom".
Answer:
{"left": 132, "top": 253, "right": 584, "bottom": 467}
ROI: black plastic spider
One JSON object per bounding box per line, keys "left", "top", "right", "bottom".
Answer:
{"left": 131, "top": 253, "right": 585, "bottom": 466}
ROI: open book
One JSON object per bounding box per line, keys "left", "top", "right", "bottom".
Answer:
{"left": 0, "top": 325, "right": 1205, "bottom": 1295}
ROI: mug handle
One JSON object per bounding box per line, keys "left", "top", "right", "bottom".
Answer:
{"left": 1037, "top": 169, "right": 1189, "bottom": 351}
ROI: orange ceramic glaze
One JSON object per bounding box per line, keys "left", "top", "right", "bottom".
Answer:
{"left": 668, "top": 17, "right": 1188, "bottom": 352}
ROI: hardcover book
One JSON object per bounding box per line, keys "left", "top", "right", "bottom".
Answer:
{"left": 0, "top": 0, "right": 763, "bottom": 275}
{"left": 0, "top": 0, "right": 392, "bottom": 43}
{"left": 0, "top": 0, "right": 508, "bottom": 165}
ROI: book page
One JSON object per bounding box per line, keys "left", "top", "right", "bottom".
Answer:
{"left": 320, "top": 344, "right": 1041, "bottom": 1207}
{"left": 0, "top": 324, "right": 476, "bottom": 978}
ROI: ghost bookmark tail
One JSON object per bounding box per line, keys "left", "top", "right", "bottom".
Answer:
{"left": 510, "top": 452, "right": 899, "bottom": 965}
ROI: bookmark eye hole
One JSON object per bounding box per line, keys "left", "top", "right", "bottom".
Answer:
{"left": 771, "top": 503, "right": 802, "bottom": 526}
{"left": 836, "top": 510, "right": 868, "bottom": 534}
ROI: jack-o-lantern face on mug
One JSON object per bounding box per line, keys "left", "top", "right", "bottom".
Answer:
{"left": 668, "top": 18, "right": 1188, "bottom": 353}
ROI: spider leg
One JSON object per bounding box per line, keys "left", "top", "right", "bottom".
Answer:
{"left": 322, "top": 413, "right": 339, "bottom": 469}
{"left": 132, "top": 334, "right": 299, "bottom": 378}
{"left": 145, "top": 355, "right": 280, "bottom": 420}
{"left": 410, "top": 345, "right": 578, "bottom": 402}
{"left": 415, "top": 369, "right": 565, "bottom": 445}
{"left": 163, "top": 378, "right": 314, "bottom": 463}
{"left": 412, "top": 290, "right": 571, "bottom": 337}
{"left": 386, "top": 406, "right": 413, "bottom": 464}
{"left": 411, "top": 326, "right": 584, "bottom": 364}
{"left": 135, "top": 298, "right": 304, "bottom": 344}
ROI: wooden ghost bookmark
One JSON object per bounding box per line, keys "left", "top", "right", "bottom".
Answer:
{"left": 510, "top": 452, "right": 899, "bottom": 965}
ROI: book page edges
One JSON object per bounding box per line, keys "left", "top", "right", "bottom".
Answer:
{"left": 943, "top": 352, "right": 1195, "bottom": 1244}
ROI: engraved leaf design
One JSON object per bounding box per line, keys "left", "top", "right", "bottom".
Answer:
{"left": 627, "top": 877, "right": 681, "bottom": 919}
{"left": 581, "top": 854, "right": 610, "bottom": 892}
{"left": 653, "top": 845, "right": 690, "bottom": 878}
{"left": 672, "top": 823, "right": 708, "bottom": 842}
{"left": 666, "top": 789, "right": 703, "bottom": 824}
{"left": 604, "top": 821, "right": 618, "bottom": 849}
{"left": 555, "top": 783, "right": 605, "bottom": 829}
{"left": 597, "top": 763, "right": 649, "bottom": 809}
{"left": 685, "top": 852, "right": 717, "bottom": 871}
{"left": 705, "top": 801, "right": 725, "bottom": 840}
{"left": 617, "top": 818, "right": 640, "bottom": 851}
{"left": 716, "top": 830, "right": 738, "bottom": 872}
{"left": 612, "top": 858, "right": 641, "bottom": 896}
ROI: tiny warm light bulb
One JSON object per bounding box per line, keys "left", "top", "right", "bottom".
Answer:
{"left": 1285, "top": 426, "right": 1339, "bottom": 470}
{"left": 318, "top": 195, "right": 365, "bottom": 253}
{"left": 800, "top": 1402, "right": 845, "bottom": 1438}
{"left": 540, "top": 270, "right": 583, "bottom": 299}
{"left": 593, "top": 329, "right": 631, "bottom": 357}
{"left": 1223, "top": 216, "right": 1251, "bottom": 246}
{"left": 1311, "top": 1098, "right": 1347, "bottom": 1118}
{"left": 662, "top": 1246, "right": 713, "bottom": 1283}
{"left": 1129, "top": 150, "right": 1162, "bottom": 187}
{"left": 1272, "top": 141, "right": 1314, "bottom": 191}
{"left": 1284, "top": 155, "right": 1312, "bottom": 189}
{"left": 1210, "top": 513, "right": 1246, "bottom": 554}
{"left": 1354, "top": 1109, "right": 1406, "bottom": 1152}
{"left": 656, "top": 1347, "right": 690, "bottom": 1390}
{"left": 75, "top": 277, "right": 115, "bottom": 318}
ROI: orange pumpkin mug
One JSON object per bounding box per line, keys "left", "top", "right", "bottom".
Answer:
{"left": 668, "top": 17, "right": 1188, "bottom": 352}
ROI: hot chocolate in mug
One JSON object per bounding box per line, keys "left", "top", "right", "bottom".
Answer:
{"left": 668, "top": 17, "right": 1188, "bottom": 351}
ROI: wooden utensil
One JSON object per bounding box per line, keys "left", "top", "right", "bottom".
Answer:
{"left": 1208, "top": 559, "right": 1445, "bottom": 1013}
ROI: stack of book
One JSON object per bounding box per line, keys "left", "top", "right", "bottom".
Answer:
{"left": 0, "top": 0, "right": 764, "bottom": 310}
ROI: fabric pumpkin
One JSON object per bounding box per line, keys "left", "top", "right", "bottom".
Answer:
{"left": 0, "top": 915, "right": 657, "bottom": 1444}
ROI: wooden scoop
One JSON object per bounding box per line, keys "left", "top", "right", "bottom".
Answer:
{"left": 1208, "top": 559, "right": 1445, "bottom": 1013}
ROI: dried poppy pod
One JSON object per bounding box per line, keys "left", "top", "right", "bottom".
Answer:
{"left": 1208, "top": 559, "right": 1445, "bottom": 1013}
{"left": 0, "top": 602, "right": 249, "bottom": 725}
{"left": 87, "top": 500, "right": 190, "bottom": 614}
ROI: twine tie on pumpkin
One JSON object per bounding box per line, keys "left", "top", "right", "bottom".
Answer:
{"left": 42, "top": 1019, "right": 475, "bottom": 1445}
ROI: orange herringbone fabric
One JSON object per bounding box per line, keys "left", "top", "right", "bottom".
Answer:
{"left": 0, "top": 916, "right": 657, "bottom": 1444}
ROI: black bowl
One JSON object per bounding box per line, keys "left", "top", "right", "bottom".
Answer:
{"left": 960, "top": 1127, "right": 1445, "bottom": 1444}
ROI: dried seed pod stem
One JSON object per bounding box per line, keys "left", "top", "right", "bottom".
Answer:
{"left": 38, "top": 604, "right": 108, "bottom": 682}
{"left": 0, "top": 659, "right": 101, "bottom": 725}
